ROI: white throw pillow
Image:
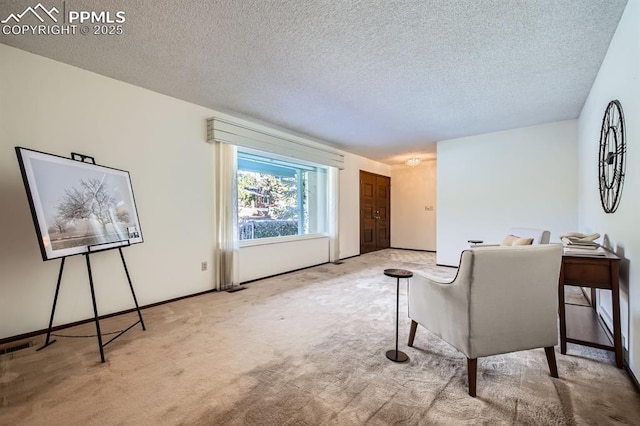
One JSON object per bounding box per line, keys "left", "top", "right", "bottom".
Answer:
{"left": 501, "top": 235, "right": 534, "bottom": 246}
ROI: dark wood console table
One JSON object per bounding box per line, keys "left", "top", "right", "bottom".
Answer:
{"left": 558, "top": 250, "right": 622, "bottom": 368}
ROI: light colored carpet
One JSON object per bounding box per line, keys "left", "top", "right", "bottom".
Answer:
{"left": 1, "top": 249, "right": 638, "bottom": 425}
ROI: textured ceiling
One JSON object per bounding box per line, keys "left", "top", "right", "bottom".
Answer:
{"left": 0, "top": 0, "right": 628, "bottom": 163}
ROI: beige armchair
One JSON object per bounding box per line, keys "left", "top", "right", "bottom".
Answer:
{"left": 407, "top": 244, "right": 563, "bottom": 396}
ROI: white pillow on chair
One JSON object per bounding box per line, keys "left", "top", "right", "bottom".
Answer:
{"left": 501, "top": 235, "right": 534, "bottom": 246}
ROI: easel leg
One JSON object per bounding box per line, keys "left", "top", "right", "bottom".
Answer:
{"left": 85, "top": 253, "right": 105, "bottom": 363}
{"left": 37, "top": 257, "right": 65, "bottom": 351}
{"left": 119, "top": 248, "right": 146, "bottom": 331}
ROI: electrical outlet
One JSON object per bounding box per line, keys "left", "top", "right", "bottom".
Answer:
{"left": 201, "top": 261, "right": 208, "bottom": 271}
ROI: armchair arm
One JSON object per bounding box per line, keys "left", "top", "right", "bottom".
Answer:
{"left": 413, "top": 270, "right": 454, "bottom": 285}
{"left": 408, "top": 253, "right": 473, "bottom": 356}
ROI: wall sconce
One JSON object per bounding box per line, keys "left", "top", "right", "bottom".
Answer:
{"left": 405, "top": 154, "right": 421, "bottom": 167}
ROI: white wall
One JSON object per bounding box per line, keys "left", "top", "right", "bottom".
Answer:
{"left": 577, "top": 0, "right": 639, "bottom": 376}
{"left": 436, "top": 120, "right": 578, "bottom": 266}
{"left": 239, "top": 237, "right": 329, "bottom": 282}
{"left": 390, "top": 160, "right": 437, "bottom": 251}
{"left": 338, "top": 154, "right": 391, "bottom": 259}
{"left": 0, "top": 45, "right": 390, "bottom": 340}
{"left": 0, "top": 44, "right": 215, "bottom": 338}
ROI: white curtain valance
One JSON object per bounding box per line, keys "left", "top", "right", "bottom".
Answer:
{"left": 207, "top": 117, "right": 344, "bottom": 169}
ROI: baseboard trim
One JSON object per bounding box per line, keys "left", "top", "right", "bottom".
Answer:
{"left": 626, "top": 364, "right": 640, "bottom": 392}
{"left": 389, "top": 247, "right": 436, "bottom": 253}
{"left": 1, "top": 259, "right": 349, "bottom": 345}
{"left": 0, "top": 288, "right": 217, "bottom": 346}
{"left": 338, "top": 254, "right": 360, "bottom": 261}
{"left": 240, "top": 261, "right": 330, "bottom": 285}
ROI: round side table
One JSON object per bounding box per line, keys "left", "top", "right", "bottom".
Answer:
{"left": 384, "top": 268, "right": 413, "bottom": 363}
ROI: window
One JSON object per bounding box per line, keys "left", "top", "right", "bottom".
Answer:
{"left": 237, "top": 150, "right": 328, "bottom": 241}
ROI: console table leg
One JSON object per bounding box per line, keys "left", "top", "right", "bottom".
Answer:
{"left": 558, "top": 268, "right": 567, "bottom": 355}
{"left": 611, "top": 261, "right": 623, "bottom": 368}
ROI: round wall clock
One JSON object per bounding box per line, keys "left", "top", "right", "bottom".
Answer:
{"left": 598, "top": 100, "right": 626, "bottom": 214}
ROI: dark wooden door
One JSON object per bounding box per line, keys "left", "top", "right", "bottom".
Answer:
{"left": 360, "top": 171, "right": 391, "bottom": 254}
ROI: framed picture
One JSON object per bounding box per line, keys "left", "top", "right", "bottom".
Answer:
{"left": 15, "top": 147, "right": 144, "bottom": 261}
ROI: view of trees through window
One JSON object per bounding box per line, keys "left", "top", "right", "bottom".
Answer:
{"left": 237, "top": 151, "right": 327, "bottom": 241}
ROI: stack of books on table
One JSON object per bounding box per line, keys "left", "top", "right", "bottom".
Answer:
{"left": 561, "top": 235, "right": 606, "bottom": 256}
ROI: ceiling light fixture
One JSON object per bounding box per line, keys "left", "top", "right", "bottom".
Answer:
{"left": 405, "top": 154, "right": 421, "bottom": 167}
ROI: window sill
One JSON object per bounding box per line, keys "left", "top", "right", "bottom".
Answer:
{"left": 239, "top": 233, "right": 329, "bottom": 248}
